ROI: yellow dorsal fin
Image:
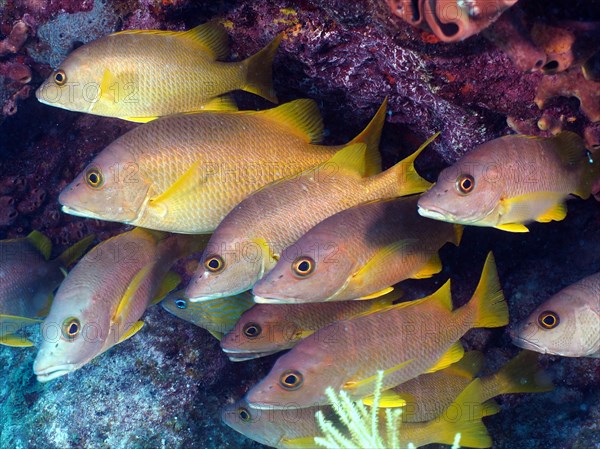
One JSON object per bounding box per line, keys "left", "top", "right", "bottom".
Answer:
{"left": 425, "top": 340, "right": 464, "bottom": 373}
{"left": 358, "top": 287, "right": 394, "bottom": 300}
{"left": 325, "top": 143, "right": 369, "bottom": 177}
{"left": 343, "top": 359, "right": 414, "bottom": 391}
{"left": 351, "top": 239, "right": 419, "bottom": 292}
{"left": 393, "top": 132, "right": 438, "bottom": 196}
{"left": 118, "top": 321, "right": 145, "bottom": 344}
{"left": 429, "top": 279, "right": 453, "bottom": 312}
{"left": 345, "top": 98, "right": 387, "bottom": 176}
{"left": 412, "top": 253, "right": 443, "bottom": 279}
{"left": 536, "top": 202, "right": 567, "bottom": 223}
{"left": 485, "top": 350, "right": 554, "bottom": 398}
{"left": 150, "top": 271, "right": 182, "bottom": 306}
{"left": 114, "top": 23, "right": 229, "bottom": 60}
{"left": 259, "top": 99, "right": 324, "bottom": 143}
{"left": 551, "top": 131, "right": 586, "bottom": 166}
{"left": 57, "top": 234, "right": 95, "bottom": 267}
{"left": 147, "top": 161, "right": 202, "bottom": 218}
{"left": 443, "top": 350, "right": 484, "bottom": 380}
{"left": 112, "top": 265, "right": 153, "bottom": 325}
{"left": 469, "top": 252, "right": 508, "bottom": 329}
{"left": 242, "top": 33, "right": 282, "bottom": 103}
{"left": 362, "top": 389, "right": 413, "bottom": 408}
{"left": 494, "top": 222, "right": 529, "bottom": 233}
{"left": 27, "top": 230, "right": 52, "bottom": 260}
{"left": 452, "top": 224, "right": 464, "bottom": 246}
{"left": 0, "top": 334, "right": 34, "bottom": 347}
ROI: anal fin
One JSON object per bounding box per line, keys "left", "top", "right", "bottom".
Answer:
{"left": 0, "top": 334, "right": 34, "bottom": 347}
{"left": 412, "top": 253, "right": 443, "bottom": 279}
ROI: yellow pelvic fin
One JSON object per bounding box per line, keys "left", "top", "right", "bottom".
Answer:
{"left": 425, "top": 340, "right": 465, "bottom": 374}
{"left": 242, "top": 33, "right": 282, "bottom": 103}
{"left": 281, "top": 436, "right": 321, "bottom": 449}
{"left": 551, "top": 131, "right": 587, "bottom": 166}
{"left": 113, "top": 22, "right": 230, "bottom": 60}
{"left": 412, "top": 253, "right": 443, "bottom": 279}
{"left": 452, "top": 224, "right": 464, "bottom": 246}
{"left": 469, "top": 252, "right": 508, "bottom": 329}
{"left": 27, "top": 230, "right": 52, "bottom": 260}
{"left": 197, "top": 94, "right": 238, "bottom": 112}
{"left": 393, "top": 132, "right": 438, "bottom": 196}
{"left": 150, "top": 271, "right": 182, "bottom": 306}
{"left": 57, "top": 234, "right": 95, "bottom": 267}
{"left": 118, "top": 320, "right": 145, "bottom": 344}
{"left": 0, "top": 334, "right": 34, "bottom": 347}
{"left": 259, "top": 99, "right": 324, "bottom": 144}
{"left": 362, "top": 389, "right": 413, "bottom": 408}
{"left": 346, "top": 97, "right": 387, "bottom": 177}
{"left": 443, "top": 350, "right": 484, "bottom": 380}
{"left": 536, "top": 202, "right": 567, "bottom": 223}
{"left": 484, "top": 350, "right": 554, "bottom": 400}
{"left": 147, "top": 160, "right": 202, "bottom": 218}
{"left": 351, "top": 239, "right": 419, "bottom": 290}
{"left": 343, "top": 359, "right": 414, "bottom": 391}
{"left": 113, "top": 264, "right": 153, "bottom": 325}
{"left": 494, "top": 222, "right": 529, "bottom": 233}
{"left": 358, "top": 287, "right": 394, "bottom": 301}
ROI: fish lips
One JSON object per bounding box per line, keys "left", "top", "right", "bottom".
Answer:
{"left": 34, "top": 363, "right": 77, "bottom": 383}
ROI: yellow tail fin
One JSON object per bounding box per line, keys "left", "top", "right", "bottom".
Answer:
{"left": 481, "top": 350, "right": 554, "bottom": 401}
{"left": 242, "top": 33, "right": 282, "bottom": 103}
{"left": 345, "top": 98, "right": 387, "bottom": 176}
{"left": 393, "top": 133, "right": 438, "bottom": 196}
{"left": 469, "top": 252, "right": 509, "bottom": 329}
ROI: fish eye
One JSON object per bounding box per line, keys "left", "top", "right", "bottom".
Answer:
{"left": 85, "top": 167, "right": 104, "bottom": 189}
{"left": 62, "top": 317, "right": 81, "bottom": 340}
{"left": 292, "top": 256, "right": 315, "bottom": 278}
{"left": 175, "top": 299, "right": 187, "bottom": 309}
{"left": 538, "top": 311, "right": 560, "bottom": 329}
{"left": 243, "top": 322, "right": 262, "bottom": 339}
{"left": 456, "top": 174, "right": 475, "bottom": 194}
{"left": 279, "top": 370, "right": 303, "bottom": 390}
{"left": 204, "top": 255, "right": 224, "bottom": 273}
{"left": 238, "top": 407, "right": 251, "bottom": 422}
{"left": 54, "top": 70, "right": 67, "bottom": 86}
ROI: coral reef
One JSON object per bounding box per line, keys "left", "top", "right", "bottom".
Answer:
{"left": 0, "top": 1, "right": 599, "bottom": 448}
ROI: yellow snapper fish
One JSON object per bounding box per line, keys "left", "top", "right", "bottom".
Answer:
{"left": 161, "top": 289, "right": 255, "bottom": 340}
{"left": 0, "top": 231, "right": 94, "bottom": 347}
{"left": 187, "top": 134, "right": 436, "bottom": 302}
{"left": 59, "top": 98, "right": 387, "bottom": 233}
{"left": 363, "top": 350, "right": 553, "bottom": 422}
{"left": 418, "top": 132, "right": 600, "bottom": 232}
{"left": 245, "top": 253, "right": 508, "bottom": 409}
{"left": 224, "top": 379, "right": 493, "bottom": 449}
{"left": 512, "top": 272, "right": 600, "bottom": 358}
{"left": 220, "top": 292, "right": 401, "bottom": 361}
{"left": 36, "top": 22, "right": 280, "bottom": 122}
{"left": 33, "top": 228, "right": 208, "bottom": 382}
{"left": 253, "top": 195, "right": 462, "bottom": 303}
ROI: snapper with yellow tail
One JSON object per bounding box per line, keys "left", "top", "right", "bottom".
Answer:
{"left": 187, "top": 132, "right": 435, "bottom": 302}
{"left": 36, "top": 22, "right": 280, "bottom": 122}
{"left": 246, "top": 252, "right": 508, "bottom": 409}
{"left": 418, "top": 132, "right": 600, "bottom": 232}
{"left": 59, "top": 98, "right": 386, "bottom": 233}
{"left": 33, "top": 229, "right": 209, "bottom": 382}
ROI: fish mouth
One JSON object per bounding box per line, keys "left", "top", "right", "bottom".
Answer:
{"left": 221, "top": 347, "right": 280, "bottom": 361}
{"left": 510, "top": 335, "right": 546, "bottom": 354}
{"left": 187, "top": 292, "right": 229, "bottom": 303}
{"left": 253, "top": 294, "right": 291, "bottom": 304}
{"left": 34, "top": 363, "right": 77, "bottom": 382}
{"left": 417, "top": 204, "right": 457, "bottom": 221}
{"left": 245, "top": 400, "right": 288, "bottom": 411}
{"left": 61, "top": 204, "right": 106, "bottom": 220}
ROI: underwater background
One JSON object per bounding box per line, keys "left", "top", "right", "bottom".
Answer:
{"left": 0, "top": 0, "right": 599, "bottom": 448}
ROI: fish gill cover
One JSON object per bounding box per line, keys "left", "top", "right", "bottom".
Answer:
{"left": 0, "top": 0, "right": 599, "bottom": 448}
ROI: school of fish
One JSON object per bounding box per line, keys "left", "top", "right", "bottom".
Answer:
{"left": 0, "top": 19, "right": 596, "bottom": 449}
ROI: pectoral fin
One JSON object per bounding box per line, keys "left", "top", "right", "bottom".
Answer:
{"left": 150, "top": 271, "right": 182, "bottom": 306}
{"left": 197, "top": 94, "right": 238, "bottom": 112}
{"left": 117, "top": 321, "right": 145, "bottom": 344}
{"left": 113, "top": 265, "right": 153, "bottom": 325}
{"left": 343, "top": 359, "right": 414, "bottom": 392}
{"left": 362, "top": 390, "right": 414, "bottom": 408}
{"left": 147, "top": 161, "right": 202, "bottom": 218}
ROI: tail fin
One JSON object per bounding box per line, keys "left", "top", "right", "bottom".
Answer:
{"left": 242, "top": 33, "right": 282, "bottom": 103}
{"left": 393, "top": 133, "right": 438, "bottom": 196}
{"left": 57, "top": 234, "right": 95, "bottom": 268}
{"left": 468, "top": 252, "right": 509, "bottom": 329}
{"left": 414, "top": 379, "right": 492, "bottom": 448}
{"left": 481, "top": 350, "right": 554, "bottom": 401}
{"left": 345, "top": 98, "right": 387, "bottom": 176}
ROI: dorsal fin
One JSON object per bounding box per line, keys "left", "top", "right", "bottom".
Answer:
{"left": 428, "top": 279, "right": 453, "bottom": 312}
{"left": 27, "top": 231, "right": 52, "bottom": 261}
{"left": 346, "top": 98, "right": 387, "bottom": 176}
{"left": 258, "top": 99, "right": 324, "bottom": 144}
{"left": 113, "top": 22, "right": 229, "bottom": 60}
